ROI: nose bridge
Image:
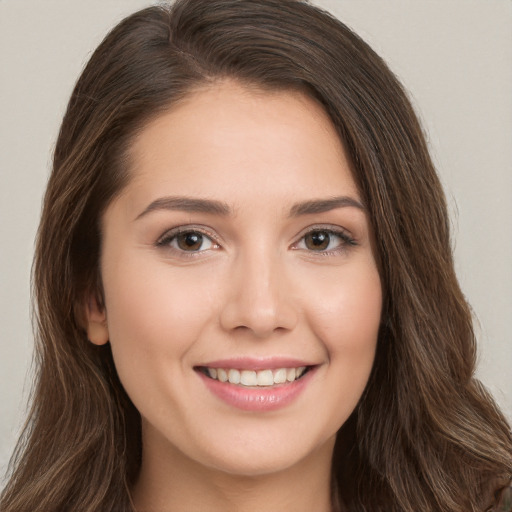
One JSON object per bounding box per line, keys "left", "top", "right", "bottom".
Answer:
{"left": 219, "top": 243, "right": 297, "bottom": 337}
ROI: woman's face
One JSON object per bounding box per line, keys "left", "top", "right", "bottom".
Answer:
{"left": 87, "top": 82, "right": 382, "bottom": 477}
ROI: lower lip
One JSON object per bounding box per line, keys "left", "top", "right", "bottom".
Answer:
{"left": 197, "top": 368, "right": 315, "bottom": 412}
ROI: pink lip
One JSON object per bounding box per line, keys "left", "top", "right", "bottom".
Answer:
{"left": 198, "top": 357, "right": 314, "bottom": 371}
{"left": 196, "top": 366, "right": 317, "bottom": 412}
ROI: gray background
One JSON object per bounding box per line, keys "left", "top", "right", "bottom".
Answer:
{"left": 1, "top": 0, "right": 511, "bottom": 478}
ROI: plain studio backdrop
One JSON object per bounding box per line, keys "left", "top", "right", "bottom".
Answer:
{"left": 0, "top": 0, "right": 511, "bottom": 478}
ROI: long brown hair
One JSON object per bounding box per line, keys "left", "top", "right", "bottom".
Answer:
{"left": 2, "top": 1, "right": 511, "bottom": 511}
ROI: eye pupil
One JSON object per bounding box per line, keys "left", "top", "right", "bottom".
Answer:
{"left": 305, "top": 231, "right": 330, "bottom": 250}
{"left": 177, "top": 232, "right": 203, "bottom": 251}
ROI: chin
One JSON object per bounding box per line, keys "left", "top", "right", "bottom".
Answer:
{"left": 191, "top": 428, "right": 336, "bottom": 479}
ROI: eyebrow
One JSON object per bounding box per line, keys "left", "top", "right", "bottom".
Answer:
{"left": 288, "top": 196, "right": 365, "bottom": 216}
{"left": 135, "top": 194, "right": 365, "bottom": 221}
{"left": 135, "top": 196, "right": 231, "bottom": 220}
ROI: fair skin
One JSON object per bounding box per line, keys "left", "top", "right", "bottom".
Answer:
{"left": 86, "top": 82, "right": 382, "bottom": 512}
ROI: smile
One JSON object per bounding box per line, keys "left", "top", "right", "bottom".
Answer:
{"left": 198, "top": 366, "right": 309, "bottom": 387}
{"left": 196, "top": 363, "right": 317, "bottom": 412}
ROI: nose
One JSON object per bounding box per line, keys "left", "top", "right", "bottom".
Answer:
{"left": 219, "top": 249, "right": 298, "bottom": 338}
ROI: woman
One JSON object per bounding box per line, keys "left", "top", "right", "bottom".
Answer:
{"left": 1, "top": 0, "right": 511, "bottom": 511}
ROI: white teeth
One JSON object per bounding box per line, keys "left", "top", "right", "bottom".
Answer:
{"left": 286, "top": 368, "right": 296, "bottom": 382}
{"left": 240, "top": 370, "right": 257, "bottom": 386}
{"left": 205, "top": 366, "right": 309, "bottom": 386}
{"left": 228, "top": 369, "right": 241, "bottom": 384}
{"left": 256, "top": 369, "right": 274, "bottom": 386}
{"left": 273, "top": 368, "right": 287, "bottom": 384}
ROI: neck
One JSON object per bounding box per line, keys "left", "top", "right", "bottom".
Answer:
{"left": 131, "top": 428, "right": 336, "bottom": 512}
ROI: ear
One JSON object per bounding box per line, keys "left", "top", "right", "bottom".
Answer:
{"left": 85, "top": 294, "right": 109, "bottom": 346}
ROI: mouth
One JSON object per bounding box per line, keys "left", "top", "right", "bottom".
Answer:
{"left": 195, "top": 359, "right": 318, "bottom": 411}
{"left": 195, "top": 365, "right": 312, "bottom": 388}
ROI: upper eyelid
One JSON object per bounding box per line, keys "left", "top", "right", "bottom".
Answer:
{"left": 155, "top": 227, "right": 221, "bottom": 257}
{"left": 155, "top": 223, "right": 355, "bottom": 249}
{"left": 294, "top": 224, "right": 354, "bottom": 240}
{"left": 157, "top": 225, "right": 219, "bottom": 244}
{"left": 291, "top": 225, "right": 356, "bottom": 251}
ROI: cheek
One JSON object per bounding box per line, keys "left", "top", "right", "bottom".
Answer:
{"left": 304, "top": 259, "right": 382, "bottom": 396}
{"left": 101, "top": 256, "right": 221, "bottom": 384}
{"left": 287, "top": 259, "right": 382, "bottom": 437}
{"left": 306, "top": 260, "right": 382, "bottom": 344}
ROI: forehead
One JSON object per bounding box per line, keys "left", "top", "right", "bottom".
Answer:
{"left": 122, "top": 80, "right": 359, "bottom": 212}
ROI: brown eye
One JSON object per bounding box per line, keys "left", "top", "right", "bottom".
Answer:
{"left": 304, "top": 231, "right": 331, "bottom": 251}
{"left": 176, "top": 232, "right": 205, "bottom": 251}
{"left": 295, "top": 228, "right": 355, "bottom": 253}
{"left": 156, "top": 228, "right": 217, "bottom": 254}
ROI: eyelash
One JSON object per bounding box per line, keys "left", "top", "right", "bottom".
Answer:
{"left": 156, "top": 226, "right": 219, "bottom": 255}
{"left": 292, "top": 226, "right": 357, "bottom": 255}
{"left": 155, "top": 225, "right": 356, "bottom": 257}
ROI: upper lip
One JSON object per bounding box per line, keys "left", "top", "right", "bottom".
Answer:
{"left": 196, "top": 357, "right": 317, "bottom": 371}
